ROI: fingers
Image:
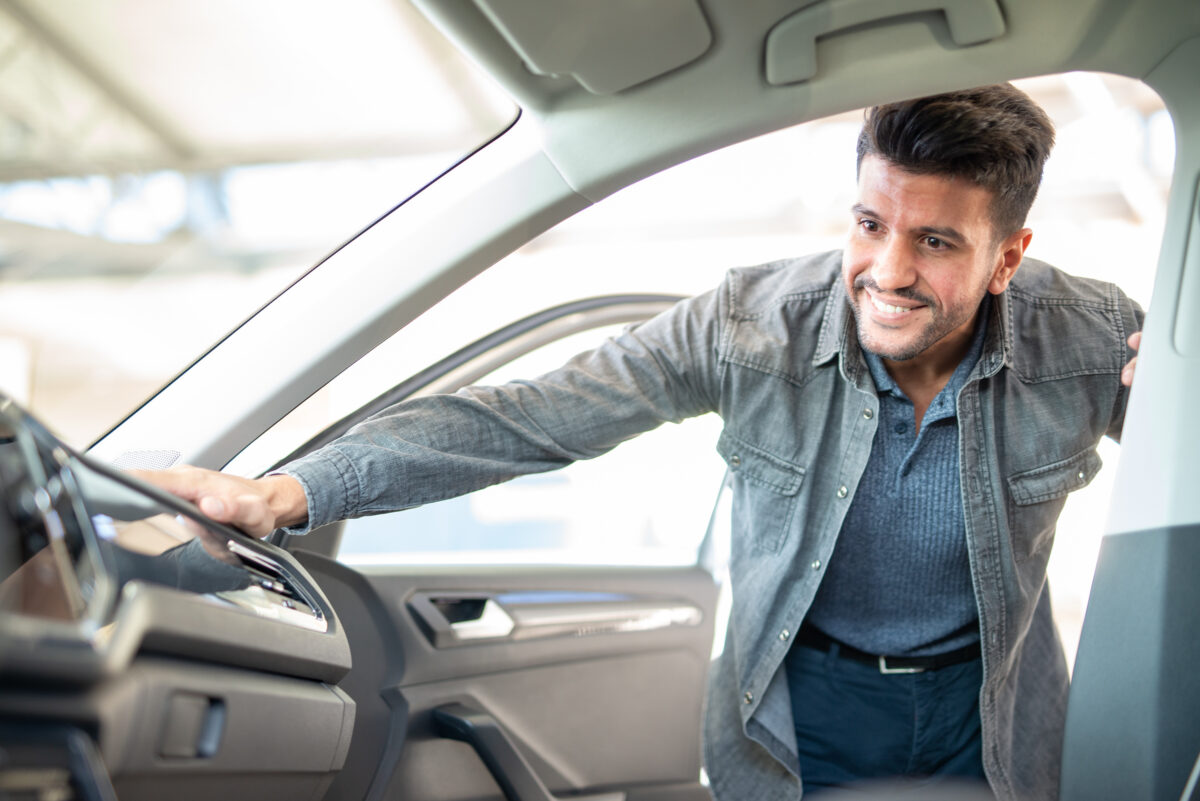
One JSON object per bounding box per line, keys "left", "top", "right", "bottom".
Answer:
{"left": 222, "top": 487, "right": 277, "bottom": 537}
{"left": 1121, "top": 357, "right": 1137, "bottom": 387}
{"left": 130, "top": 466, "right": 277, "bottom": 538}
{"left": 1120, "top": 330, "right": 1142, "bottom": 388}
{"left": 179, "top": 517, "right": 241, "bottom": 564}
{"left": 196, "top": 493, "right": 229, "bottom": 520}
{"left": 128, "top": 465, "right": 208, "bottom": 505}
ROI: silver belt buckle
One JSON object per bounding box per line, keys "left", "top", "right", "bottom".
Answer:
{"left": 878, "top": 655, "right": 925, "bottom": 674}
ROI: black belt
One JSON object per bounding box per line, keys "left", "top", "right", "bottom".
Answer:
{"left": 797, "top": 625, "right": 981, "bottom": 674}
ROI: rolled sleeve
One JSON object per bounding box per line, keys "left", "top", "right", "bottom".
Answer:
{"left": 271, "top": 446, "right": 362, "bottom": 535}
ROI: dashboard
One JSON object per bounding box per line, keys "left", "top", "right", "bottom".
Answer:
{"left": 0, "top": 393, "right": 354, "bottom": 801}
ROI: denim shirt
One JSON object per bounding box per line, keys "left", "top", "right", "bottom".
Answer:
{"left": 282, "top": 250, "right": 1142, "bottom": 801}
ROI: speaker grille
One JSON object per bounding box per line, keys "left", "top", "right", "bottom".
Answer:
{"left": 111, "top": 449, "right": 182, "bottom": 470}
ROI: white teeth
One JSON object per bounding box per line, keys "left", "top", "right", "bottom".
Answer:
{"left": 870, "top": 295, "right": 913, "bottom": 315}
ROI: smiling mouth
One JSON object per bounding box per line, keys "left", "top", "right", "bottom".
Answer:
{"left": 868, "top": 293, "right": 922, "bottom": 316}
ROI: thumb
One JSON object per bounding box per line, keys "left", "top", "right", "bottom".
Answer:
{"left": 197, "top": 495, "right": 228, "bottom": 520}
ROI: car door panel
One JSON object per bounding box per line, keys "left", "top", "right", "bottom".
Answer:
{"left": 295, "top": 550, "right": 717, "bottom": 801}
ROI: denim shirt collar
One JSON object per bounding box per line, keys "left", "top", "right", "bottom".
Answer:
{"left": 813, "top": 275, "right": 850, "bottom": 366}
{"left": 984, "top": 284, "right": 1013, "bottom": 377}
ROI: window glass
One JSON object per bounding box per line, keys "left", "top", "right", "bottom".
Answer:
{"left": 0, "top": 1, "right": 515, "bottom": 448}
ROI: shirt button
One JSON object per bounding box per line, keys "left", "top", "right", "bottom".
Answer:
{"left": 862, "top": 408, "right": 873, "bottom": 419}
{"left": 894, "top": 422, "right": 906, "bottom": 434}
{"left": 730, "top": 454, "right": 741, "bottom": 467}
{"left": 779, "top": 628, "right": 791, "bottom": 641}
{"left": 811, "top": 559, "right": 821, "bottom": 571}
{"left": 1077, "top": 470, "right": 1085, "bottom": 481}
{"left": 836, "top": 485, "right": 848, "bottom": 499}
{"left": 743, "top": 691, "right": 754, "bottom": 704}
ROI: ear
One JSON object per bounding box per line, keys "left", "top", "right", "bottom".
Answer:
{"left": 988, "top": 228, "right": 1032, "bottom": 295}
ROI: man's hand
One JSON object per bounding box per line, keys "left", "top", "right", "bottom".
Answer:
{"left": 129, "top": 466, "right": 308, "bottom": 539}
{"left": 1121, "top": 331, "right": 1141, "bottom": 387}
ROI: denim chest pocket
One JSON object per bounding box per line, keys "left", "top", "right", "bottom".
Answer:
{"left": 1005, "top": 446, "right": 1103, "bottom": 561}
{"left": 717, "top": 430, "right": 806, "bottom": 553}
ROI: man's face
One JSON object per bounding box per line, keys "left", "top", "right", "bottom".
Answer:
{"left": 842, "top": 156, "right": 1029, "bottom": 366}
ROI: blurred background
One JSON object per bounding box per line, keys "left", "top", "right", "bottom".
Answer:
{"left": 0, "top": 0, "right": 1174, "bottom": 667}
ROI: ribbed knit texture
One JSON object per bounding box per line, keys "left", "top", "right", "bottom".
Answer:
{"left": 804, "top": 303, "right": 990, "bottom": 657}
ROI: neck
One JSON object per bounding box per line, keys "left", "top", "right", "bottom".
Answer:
{"left": 882, "top": 328, "right": 973, "bottom": 394}
{"left": 881, "top": 313, "right": 981, "bottom": 433}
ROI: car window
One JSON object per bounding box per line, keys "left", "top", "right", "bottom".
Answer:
{"left": 0, "top": 2, "right": 515, "bottom": 449}
{"left": 229, "top": 72, "right": 1169, "bottom": 486}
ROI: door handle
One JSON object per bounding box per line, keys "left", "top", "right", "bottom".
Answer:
{"left": 409, "top": 590, "right": 702, "bottom": 648}
{"left": 765, "top": 0, "right": 1006, "bottom": 85}
{"left": 408, "top": 593, "right": 516, "bottom": 647}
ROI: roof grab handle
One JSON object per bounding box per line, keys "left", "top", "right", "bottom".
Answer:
{"left": 764, "top": 0, "right": 1006, "bottom": 85}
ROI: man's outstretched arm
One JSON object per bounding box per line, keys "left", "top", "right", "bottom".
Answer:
{"left": 129, "top": 283, "right": 729, "bottom": 539}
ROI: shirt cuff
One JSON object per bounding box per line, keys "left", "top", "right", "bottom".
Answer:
{"left": 270, "top": 446, "right": 362, "bottom": 536}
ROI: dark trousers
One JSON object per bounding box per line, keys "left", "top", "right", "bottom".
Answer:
{"left": 786, "top": 640, "right": 988, "bottom": 795}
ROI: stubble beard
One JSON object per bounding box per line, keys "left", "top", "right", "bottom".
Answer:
{"left": 849, "top": 278, "right": 979, "bottom": 362}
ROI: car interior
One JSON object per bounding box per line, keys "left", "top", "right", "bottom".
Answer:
{"left": 2, "top": 0, "right": 1199, "bottom": 800}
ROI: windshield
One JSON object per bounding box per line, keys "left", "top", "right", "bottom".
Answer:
{"left": 0, "top": 0, "right": 516, "bottom": 448}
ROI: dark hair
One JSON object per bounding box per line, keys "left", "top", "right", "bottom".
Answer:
{"left": 856, "top": 84, "right": 1055, "bottom": 240}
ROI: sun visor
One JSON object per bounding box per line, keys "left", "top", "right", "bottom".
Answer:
{"left": 471, "top": 0, "right": 713, "bottom": 95}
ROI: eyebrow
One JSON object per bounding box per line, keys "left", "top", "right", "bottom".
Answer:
{"left": 850, "top": 203, "right": 970, "bottom": 245}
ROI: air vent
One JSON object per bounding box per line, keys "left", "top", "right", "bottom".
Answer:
{"left": 226, "top": 540, "right": 296, "bottom": 598}
{"left": 215, "top": 540, "right": 327, "bottom": 632}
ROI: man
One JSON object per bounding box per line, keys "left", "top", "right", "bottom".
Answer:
{"left": 141, "top": 84, "right": 1142, "bottom": 800}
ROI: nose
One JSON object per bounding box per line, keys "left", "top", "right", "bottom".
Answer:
{"left": 869, "top": 239, "right": 917, "bottom": 291}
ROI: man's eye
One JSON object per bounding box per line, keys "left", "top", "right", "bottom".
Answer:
{"left": 859, "top": 219, "right": 879, "bottom": 233}
{"left": 923, "top": 236, "right": 947, "bottom": 249}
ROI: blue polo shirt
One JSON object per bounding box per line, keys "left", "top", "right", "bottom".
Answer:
{"left": 804, "top": 299, "right": 991, "bottom": 657}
